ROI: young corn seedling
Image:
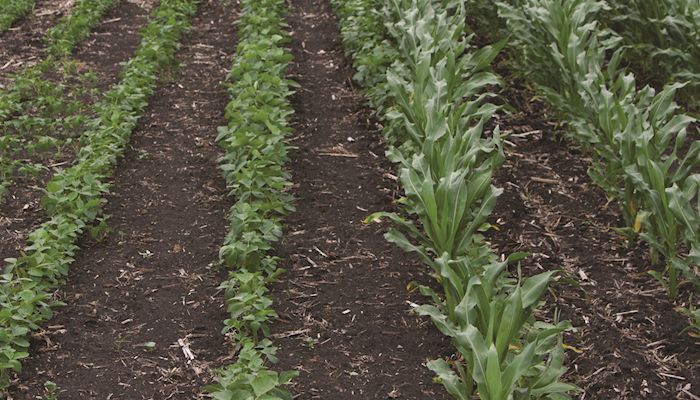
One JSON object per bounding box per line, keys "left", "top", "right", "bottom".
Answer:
{"left": 501, "top": 0, "right": 700, "bottom": 299}
{"left": 617, "top": 84, "right": 700, "bottom": 297}
{"left": 367, "top": 0, "right": 506, "bottom": 318}
{"left": 604, "top": 0, "right": 700, "bottom": 103}
{"left": 356, "top": 0, "right": 576, "bottom": 398}
{"left": 417, "top": 262, "right": 574, "bottom": 400}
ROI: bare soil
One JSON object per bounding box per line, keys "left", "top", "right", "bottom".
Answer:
{"left": 268, "top": 0, "right": 450, "bottom": 398}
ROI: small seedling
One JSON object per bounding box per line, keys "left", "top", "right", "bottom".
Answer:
{"left": 43, "top": 380, "right": 58, "bottom": 400}
{"left": 302, "top": 336, "right": 318, "bottom": 348}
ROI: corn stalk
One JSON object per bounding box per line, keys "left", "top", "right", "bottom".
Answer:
{"left": 604, "top": 0, "right": 700, "bottom": 104}
{"left": 499, "top": 0, "right": 700, "bottom": 299}
{"left": 334, "top": 0, "right": 576, "bottom": 398}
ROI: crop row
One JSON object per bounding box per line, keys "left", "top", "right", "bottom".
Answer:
{"left": 333, "top": 0, "right": 575, "bottom": 399}
{"left": 0, "top": 0, "right": 116, "bottom": 199}
{"left": 0, "top": 0, "right": 35, "bottom": 32}
{"left": 46, "top": 0, "right": 115, "bottom": 57}
{"left": 499, "top": 0, "right": 699, "bottom": 310}
{"left": 0, "top": 0, "right": 196, "bottom": 390}
{"left": 605, "top": 0, "right": 700, "bottom": 104}
{"left": 204, "top": 0, "right": 297, "bottom": 398}
{"left": 0, "top": 0, "right": 112, "bottom": 120}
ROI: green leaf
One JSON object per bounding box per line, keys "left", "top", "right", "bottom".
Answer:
{"left": 427, "top": 358, "right": 471, "bottom": 400}
{"left": 484, "top": 344, "right": 503, "bottom": 400}
{"left": 251, "top": 370, "right": 278, "bottom": 396}
{"left": 520, "top": 271, "right": 555, "bottom": 308}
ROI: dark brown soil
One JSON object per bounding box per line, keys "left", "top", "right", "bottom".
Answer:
{"left": 488, "top": 76, "right": 700, "bottom": 399}
{"left": 8, "top": 1, "right": 238, "bottom": 398}
{"left": 0, "top": 0, "right": 157, "bottom": 268}
{"left": 268, "top": 0, "right": 450, "bottom": 399}
{"left": 0, "top": 0, "right": 73, "bottom": 84}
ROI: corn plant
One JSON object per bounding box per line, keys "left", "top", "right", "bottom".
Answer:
{"left": 336, "top": 0, "right": 576, "bottom": 398}
{"left": 614, "top": 84, "right": 700, "bottom": 297}
{"left": 499, "top": 0, "right": 700, "bottom": 299}
{"left": 417, "top": 265, "right": 573, "bottom": 400}
{"left": 498, "top": 0, "right": 619, "bottom": 126}
{"left": 678, "top": 296, "right": 700, "bottom": 338}
{"left": 604, "top": 0, "right": 700, "bottom": 103}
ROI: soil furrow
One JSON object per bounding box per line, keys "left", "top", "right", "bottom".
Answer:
{"left": 0, "top": 0, "right": 73, "bottom": 83}
{"left": 489, "top": 82, "right": 700, "bottom": 399}
{"left": 9, "top": 1, "right": 237, "bottom": 398}
{"left": 0, "top": 0, "right": 159, "bottom": 271}
{"left": 268, "top": 1, "right": 449, "bottom": 398}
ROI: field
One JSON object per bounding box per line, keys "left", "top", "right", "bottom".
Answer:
{"left": 0, "top": 0, "right": 698, "bottom": 399}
